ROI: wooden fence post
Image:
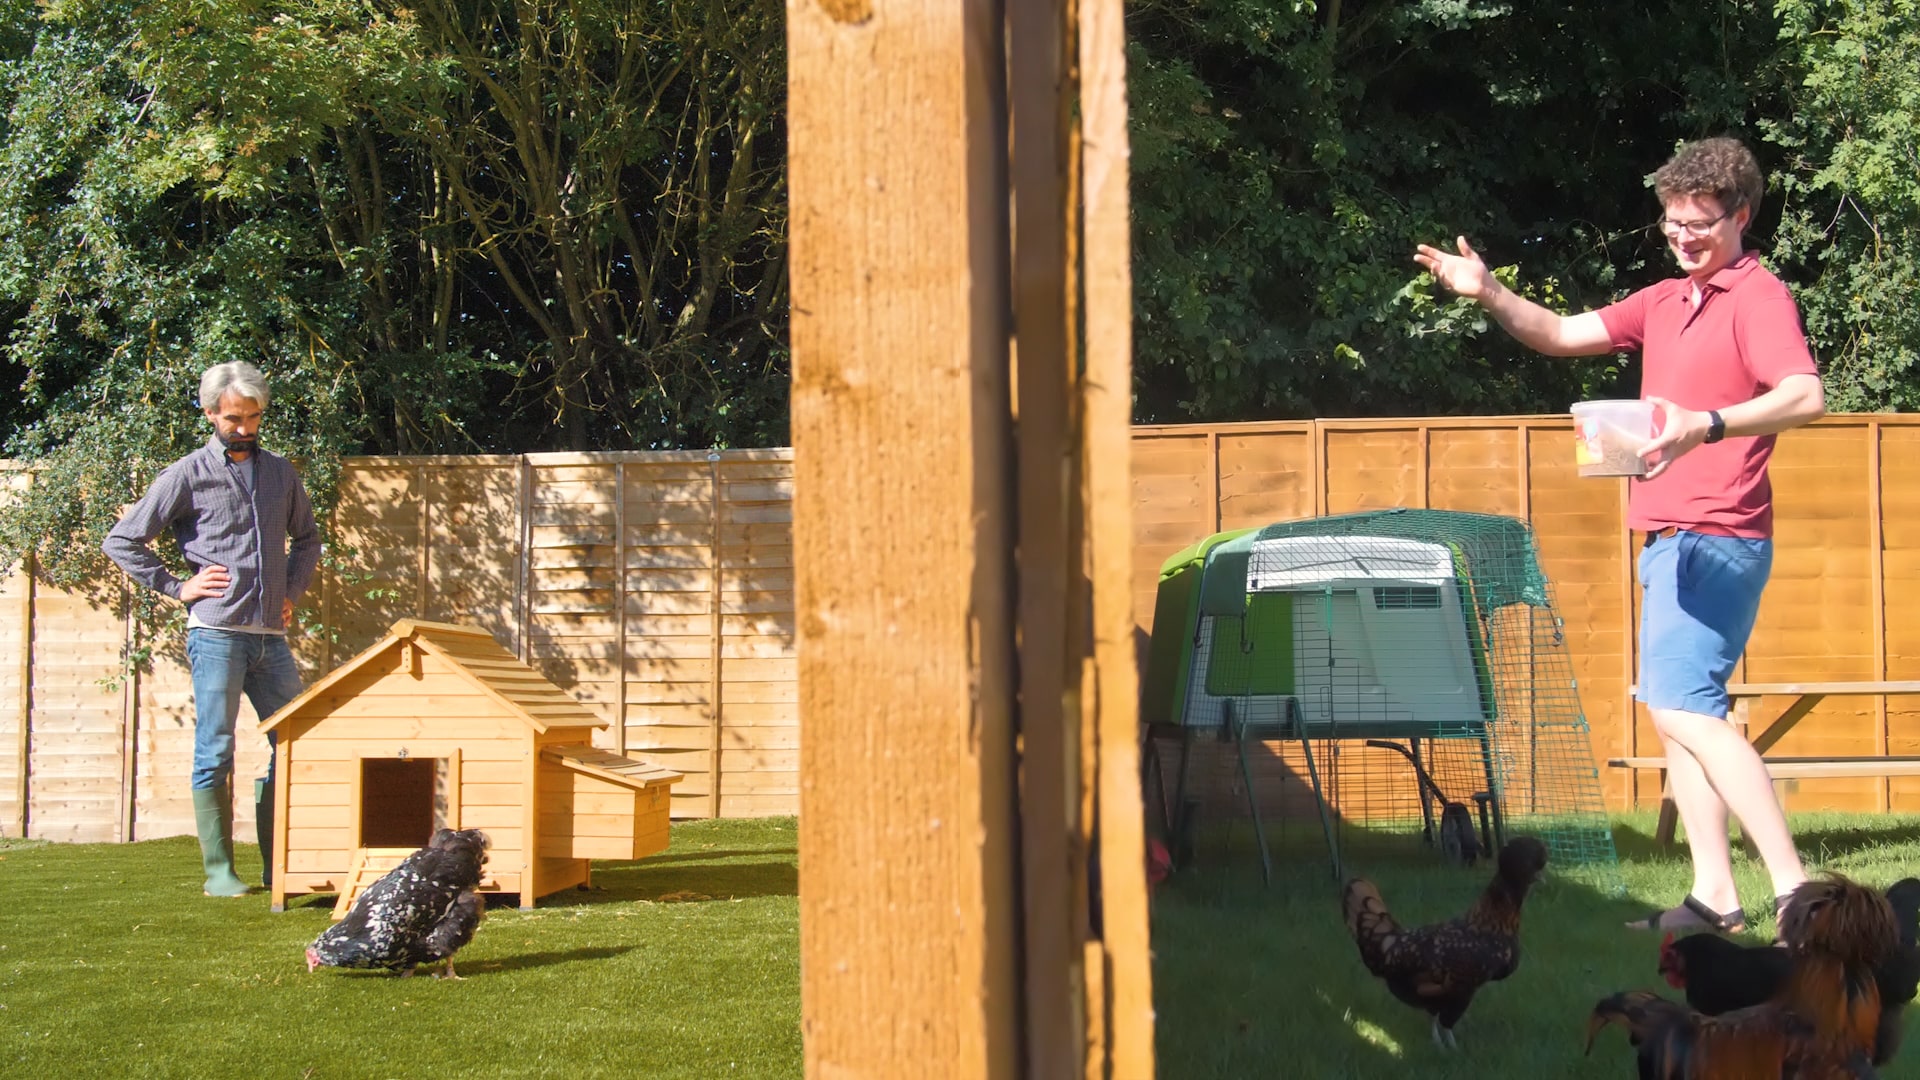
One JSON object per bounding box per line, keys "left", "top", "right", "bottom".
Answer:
{"left": 14, "top": 550, "right": 33, "bottom": 838}
{"left": 614, "top": 461, "right": 628, "bottom": 759}
{"left": 708, "top": 450, "right": 724, "bottom": 818}
{"left": 790, "top": 1, "right": 1150, "bottom": 1076}
{"left": 516, "top": 457, "right": 533, "bottom": 665}
{"left": 118, "top": 579, "right": 138, "bottom": 842}
{"left": 789, "top": 1, "right": 1020, "bottom": 1074}
{"left": 1081, "top": 0, "right": 1153, "bottom": 1069}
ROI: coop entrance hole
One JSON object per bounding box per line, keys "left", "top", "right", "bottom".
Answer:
{"left": 358, "top": 757, "right": 456, "bottom": 848}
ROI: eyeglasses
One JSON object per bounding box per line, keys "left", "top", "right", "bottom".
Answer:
{"left": 1657, "top": 207, "right": 1737, "bottom": 238}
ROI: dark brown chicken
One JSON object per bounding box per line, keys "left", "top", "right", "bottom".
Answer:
{"left": 1587, "top": 872, "right": 1900, "bottom": 1078}
{"left": 1655, "top": 877, "right": 1920, "bottom": 1066}
{"left": 1341, "top": 834, "right": 1548, "bottom": 1049}
{"left": 1657, "top": 930, "right": 1792, "bottom": 1016}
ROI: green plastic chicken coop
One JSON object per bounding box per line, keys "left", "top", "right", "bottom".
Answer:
{"left": 1140, "top": 508, "right": 1621, "bottom": 890}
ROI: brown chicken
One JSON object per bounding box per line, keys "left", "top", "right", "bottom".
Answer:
{"left": 1341, "top": 834, "right": 1548, "bottom": 1049}
{"left": 1586, "top": 872, "right": 1900, "bottom": 1078}
{"left": 1655, "top": 878, "right": 1920, "bottom": 1067}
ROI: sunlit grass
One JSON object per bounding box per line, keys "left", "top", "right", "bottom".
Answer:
{"left": 0, "top": 818, "right": 801, "bottom": 1079}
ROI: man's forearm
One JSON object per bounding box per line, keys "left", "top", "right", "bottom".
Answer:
{"left": 102, "top": 533, "right": 182, "bottom": 599}
{"left": 1721, "top": 375, "right": 1826, "bottom": 437}
{"left": 1479, "top": 281, "right": 1589, "bottom": 357}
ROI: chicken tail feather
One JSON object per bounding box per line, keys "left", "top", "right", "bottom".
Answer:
{"left": 1780, "top": 873, "right": 1901, "bottom": 968}
{"left": 1340, "top": 877, "right": 1400, "bottom": 976}
{"left": 1584, "top": 989, "right": 1690, "bottom": 1056}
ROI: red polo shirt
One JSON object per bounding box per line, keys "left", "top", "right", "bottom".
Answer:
{"left": 1595, "top": 253, "right": 1820, "bottom": 538}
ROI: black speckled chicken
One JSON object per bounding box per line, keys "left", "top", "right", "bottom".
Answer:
{"left": 1341, "top": 835, "right": 1549, "bottom": 1049}
{"left": 306, "top": 828, "right": 490, "bottom": 979}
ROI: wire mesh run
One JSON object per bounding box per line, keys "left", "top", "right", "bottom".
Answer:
{"left": 1156, "top": 508, "right": 1621, "bottom": 892}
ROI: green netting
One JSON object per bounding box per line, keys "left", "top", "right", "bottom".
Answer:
{"left": 1158, "top": 507, "right": 1622, "bottom": 891}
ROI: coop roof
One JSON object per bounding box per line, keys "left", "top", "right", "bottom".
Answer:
{"left": 258, "top": 618, "right": 609, "bottom": 735}
{"left": 1245, "top": 534, "right": 1455, "bottom": 591}
{"left": 541, "top": 744, "right": 683, "bottom": 790}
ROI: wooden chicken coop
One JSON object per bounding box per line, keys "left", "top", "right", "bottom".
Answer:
{"left": 259, "top": 618, "right": 681, "bottom": 912}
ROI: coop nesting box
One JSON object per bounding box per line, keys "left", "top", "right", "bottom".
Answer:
{"left": 259, "top": 619, "right": 682, "bottom": 912}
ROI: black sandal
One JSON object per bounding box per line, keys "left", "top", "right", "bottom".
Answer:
{"left": 1625, "top": 893, "right": 1748, "bottom": 934}
{"left": 1770, "top": 890, "right": 1798, "bottom": 946}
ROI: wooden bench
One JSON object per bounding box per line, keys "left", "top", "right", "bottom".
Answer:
{"left": 1607, "top": 680, "right": 1920, "bottom": 851}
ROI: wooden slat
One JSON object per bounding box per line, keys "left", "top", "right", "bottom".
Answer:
{"left": 1081, "top": 0, "right": 1153, "bottom": 1068}
{"left": 1009, "top": 0, "right": 1079, "bottom": 1071}
{"left": 1611, "top": 756, "right": 1920, "bottom": 778}
{"left": 540, "top": 744, "right": 681, "bottom": 788}
{"left": 614, "top": 461, "right": 628, "bottom": 757}
{"left": 1727, "top": 681, "right": 1920, "bottom": 696}
{"left": 14, "top": 546, "right": 32, "bottom": 837}
{"left": 118, "top": 587, "right": 137, "bottom": 843}
{"left": 708, "top": 451, "right": 726, "bottom": 819}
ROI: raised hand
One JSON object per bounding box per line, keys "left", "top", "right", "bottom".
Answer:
{"left": 1414, "top": 236, "right": 1495, "bottom": 301}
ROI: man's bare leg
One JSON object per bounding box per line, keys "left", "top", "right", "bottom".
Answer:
{"left": 1656, "top": 706, "right": 1807, "bottom": 901}
{"left": 1625, "top": 736, "right": 1742, "bottom": 930}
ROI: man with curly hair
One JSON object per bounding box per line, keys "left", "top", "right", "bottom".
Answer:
{"left": 1414, "top": 135, "right": 1826, "bottom": 937}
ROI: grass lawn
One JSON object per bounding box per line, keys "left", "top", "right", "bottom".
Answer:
{"left": 0, "top": 817, "right": 801, "bottom": 1080}
{"left": 1149, "top": 809, "right": 1920, "bottom": 1079}
{"left": 12, "top": 807, "right": 1920, "bottom": 1078}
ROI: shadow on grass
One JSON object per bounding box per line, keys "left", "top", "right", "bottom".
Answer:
{"left": 634, "top": 847, "right": 799, "bottom": 866}
{"left": 475, "top": 945, "right": 639, "bottom": 973}
{"left": 563, "top": 859, "right": 798, "bottom": 905}
{"left": 308, "top": 945, "right": 638, "bottom": 978}
{"left": 1607, "top": 812, "right": 1920, "bottom": 866}
{"left": 1149, "top": 821, "right": 1668, "bottom": 1078}
{"left": 277, "top": 860, "right": 798, "bottom": 914}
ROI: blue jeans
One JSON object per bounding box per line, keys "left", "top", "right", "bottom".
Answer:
{"left": 186, "top": 628, "right": 303, "bottom": 791}
{"left": 1633, "top": 530, "right": 1773, "bottom": 719}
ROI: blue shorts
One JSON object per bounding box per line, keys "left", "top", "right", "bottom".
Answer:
{"left": 1634, "top": 530, "right": 1773, "bottom": 719}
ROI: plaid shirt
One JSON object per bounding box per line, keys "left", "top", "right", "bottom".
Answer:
{"left": 103, "top": 435, "right": 322, "bottom": 632}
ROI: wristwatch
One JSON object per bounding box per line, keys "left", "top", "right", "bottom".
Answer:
{"left": 1704, "top": 410, "right": 1726, "bottom": 444}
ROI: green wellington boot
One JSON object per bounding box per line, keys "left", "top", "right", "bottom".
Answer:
{"left": 192, "top": 783, "right": 250, "bottom": 897}
{"left": 254, "top": 777, "right": 274, "bottom": 890}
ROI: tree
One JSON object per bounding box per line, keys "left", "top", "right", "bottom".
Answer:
{"left": 1121, "top": 0, "right": 1826, "bottom": 423}
{"left": 1762, "top": 0, "right": 1920, "bottom": 412}
{"left": 0, "top": 0, "right": 791, "bottom": 613}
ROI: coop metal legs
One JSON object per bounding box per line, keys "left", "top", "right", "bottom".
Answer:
{"left": 1223, "top": 699, "right": 1274, "bottom": 887}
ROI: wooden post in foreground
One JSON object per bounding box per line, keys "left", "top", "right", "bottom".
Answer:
{"left": 789, "top": 1, "right": 1151, "bottom": 1077}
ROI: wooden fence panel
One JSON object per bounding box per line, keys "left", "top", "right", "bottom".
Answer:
{"left": 26, "top": 584, "right": 124, "bottom": 842}
{"left": 324, "top": 461, "right": 425, "bottom": 663}
{"left": 618, "top": 453, "right": 720, "bottom": 818}
{"left": 714, "top": 453, "right": 797, "bottom": 818}
{"left": 10, "top": 416, "right": 1918, "bottom": 838}
{"left": 0, "top": 472, "right": 27, "bottom": 837}
{"left": 1745, "top": 423, "right": 1880, "bottom": 810}
{"left": 526, "top": 458, "right": 624, "bottom": 735}
{"left": 1884, "top": 424, "right": 1920, "bottom": 809}
{"left": 421, "top": 459, "right": 524, "bottom": 649}
{"left": 1130, "top": 415, "right": 1920, "bottom": 813}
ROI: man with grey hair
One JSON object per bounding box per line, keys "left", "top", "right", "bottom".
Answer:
{"left": 104, "top": 361, "right": 322, "bottom": 896}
